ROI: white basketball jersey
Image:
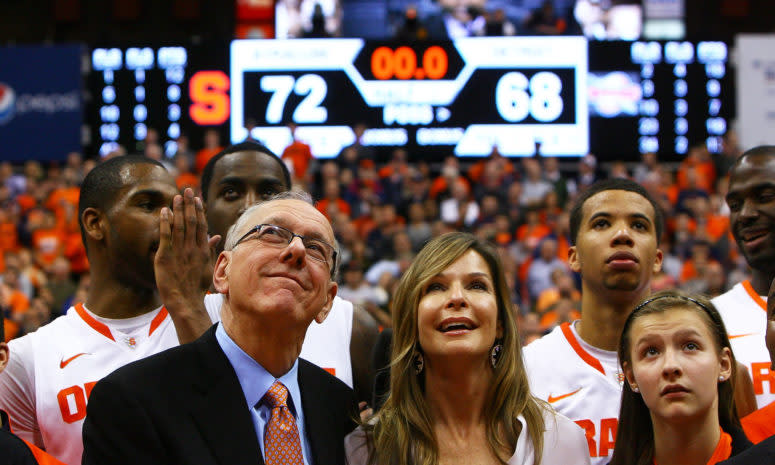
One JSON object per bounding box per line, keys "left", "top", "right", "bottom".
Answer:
{"left": 0, "top": 302, "right": 219, "bottom": 465}
{"left": 204, "top": 293, "right": 354, "bottom": 387}
{"left": 712, "top": 280, "right": 775, "bottom": 409}
{"left": 523, "top": 322, "right": 623, "bottom": 465}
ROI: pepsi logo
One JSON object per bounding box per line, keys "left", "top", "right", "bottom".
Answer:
{"left": 0, "top": 83, "right": 16, "bottom": 125}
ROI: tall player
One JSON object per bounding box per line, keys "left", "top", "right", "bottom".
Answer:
{"left": 714, "top": 146, "right": 775, "bottom": 410}
{"left": 0, "top": 156, "right": 219, "bottom": 465}
{"left": 159, "top": 141, "right": 379, "bottom": 402}
{"left": 523, "top": 179, "right": 664, "bottom": 465}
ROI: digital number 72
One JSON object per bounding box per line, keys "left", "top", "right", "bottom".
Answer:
{"left": 260, "top": 74, "right": 328, "bottom": 124}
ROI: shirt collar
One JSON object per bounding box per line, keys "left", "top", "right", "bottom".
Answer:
{"left": 215, "top": 323, "right": 303, "bottom": 417}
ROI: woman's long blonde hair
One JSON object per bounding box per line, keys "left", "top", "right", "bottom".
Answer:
{"left": 367, "top": 232, "right": 546, "bottom": 465}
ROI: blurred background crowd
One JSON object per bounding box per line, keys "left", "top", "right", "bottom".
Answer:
{"left": 0, "top": 124, "right": 747, "bottom": 345}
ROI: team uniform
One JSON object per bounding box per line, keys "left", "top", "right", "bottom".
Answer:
{"left": 205, "top": 293, "right": 354, "bottom": 387}
{"left": 0, "top": 302, "right": 219, "bottom": 465}
{"left": 712, "top": 280, "right": 775, "bottom": 410}
{"left": 523, "top": 321, "right": 623, "bottom": 465}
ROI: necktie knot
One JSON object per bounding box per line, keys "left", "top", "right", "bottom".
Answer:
{"left": 263, "top": 381, "right": 290, "bottom": 410}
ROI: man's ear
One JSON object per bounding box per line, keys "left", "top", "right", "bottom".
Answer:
{"left": 314, "top": 281, "right": 338, "bottom": 324}
{"left": 212, "top": 251, "right": 231, "bottom": 295}
{"left": 652, "top": 247, "right": 664, "bottom": 273}
{"left": 0, "top": 342, "right": 9, "bottom": 374}
{"left": 568, "top": 245, "right": 581, "bottom": 273}
{"left": 81, "top": 207, "right": 105, "bottom": 242}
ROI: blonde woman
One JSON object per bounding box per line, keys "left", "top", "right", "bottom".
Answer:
{"left": 346, "top": 232, "right": 589, "bottom": 465}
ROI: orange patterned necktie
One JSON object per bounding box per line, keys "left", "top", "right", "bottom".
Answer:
{"left": 263, "top": 381, "right": 305, "bottom": 465}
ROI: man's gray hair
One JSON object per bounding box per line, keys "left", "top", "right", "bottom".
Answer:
{"left": 223, "top": 190, "right": 341, "bottom": 278}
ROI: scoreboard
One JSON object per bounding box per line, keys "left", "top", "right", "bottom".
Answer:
{"left": 86, "top": 38, "right": 732, "bottom": 163}
{"left": 90, "top": 46, "right": 189, "bottom": 156}
{"left": 230, "top": 37, "right": 589, "bottom": 158}
{"left": 87, "top": 43, "right": 229, "bottom": 157}
{"left": 589, "top": 40, "right": 731, "bottom": 161}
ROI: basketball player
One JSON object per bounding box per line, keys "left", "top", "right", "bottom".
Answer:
{"left": 0, "top": 156, "right": 219, "bottom": 465}
{"left": 523, "top": 179, "right": 664, "bottom": 465}
{"left": 714, "top": 146, "right": 775, "bottom": 410}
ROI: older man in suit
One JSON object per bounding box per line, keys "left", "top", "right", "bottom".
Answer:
{"left": 82, "top": 192, "right": 357, "bottom": 465}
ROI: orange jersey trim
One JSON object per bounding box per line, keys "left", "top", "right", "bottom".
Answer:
{"left": 742, "top": 280, "right": 767, "bottom": 312}
{"left": 23, "top": 439, "right": 68, "bottom": 465}
{"left": 74, "top": 303, "right": 115, "bottom": 341}
{"left": 148, "top": 307, "right": 169, "bottom": 335}
{"left": 742, "top": 401, "right": 775, "bottom": 444}
{"left": 560, "top": 322, "right": 605, "bottom": 376}
{"left": 74, "top": 303, "right": 169, "bottom": 341}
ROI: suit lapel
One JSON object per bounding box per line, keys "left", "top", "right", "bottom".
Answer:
{"left": 299, "top": 360, "right": 337, "bottom": 465}
{"left": 187, "top": 326, "right": 265, "bottom": 465}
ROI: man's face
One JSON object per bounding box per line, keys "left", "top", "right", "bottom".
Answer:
{"left": 569, "top": 190, "right": 663, "bottom": 294}
{"left": 214, "top": 199, "right": 338, "bottom": 328}
{"left": 205, "top": 151, "right": 289, "bottom": 253}
{"left": 726, "top": 154, "right": 775, "bottom": 273}
{"left": 103, "top": 164, "right": 178, "bottom": 289}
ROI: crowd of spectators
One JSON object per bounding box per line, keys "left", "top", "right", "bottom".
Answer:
{"left": 0, "top": 127, "right": 747, "bottom": 347}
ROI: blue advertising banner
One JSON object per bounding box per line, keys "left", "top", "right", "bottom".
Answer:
{"left": 0, "top": 45, "right": 83, "bottom": 161}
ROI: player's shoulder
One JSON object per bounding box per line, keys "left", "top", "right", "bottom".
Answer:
{"left": 7, "top": 312, "right": 77, "bottom": 351}
{"left": 298, "top": 357, "right": 352, "bottom": 395}
{"left": 204, "top": 292, "right": 223, "bottom": 322}
{"left": 713, "top": 282, "right": 761, "bottom": 322}
{"left": 523, "top": 324, "right": 567, "bottom": 360}
{"left": 332, "top": 296, "right": 354, "bottom": 316}
{"left": 712, "top": 282, "right": 750, "bottom": 309}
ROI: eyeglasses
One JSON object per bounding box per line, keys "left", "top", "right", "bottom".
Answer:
{"left": 234, "top": 224, "right": 338, "bottom": 273}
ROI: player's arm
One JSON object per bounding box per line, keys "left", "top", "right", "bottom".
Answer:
{"left": 734, "top": 361, "right": 757, "bottom": 418}
{"left": 154, "top": 188, "right": 221, "bottom": 344}
{"left": 0, "top": 337, "right": 42, "bottom": 447}
{"left": 82, "top": 377, "right": 168, "bottom": 465}
{"left": 350, "top": 304, "right": 379, "bottom": 404}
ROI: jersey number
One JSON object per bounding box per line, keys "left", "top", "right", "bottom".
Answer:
{"left": 751, "top": 362, "right": 775, "bottom": 395}
{"left": 575, "top": 418, "right": 618, "bottom": 458}
{"left": 57, "top": 382, "right": 97, "bottom": 423}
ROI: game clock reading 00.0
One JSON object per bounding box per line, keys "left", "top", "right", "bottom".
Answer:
{"left": 230, "top": 37, "right": 589, "bottom": 158}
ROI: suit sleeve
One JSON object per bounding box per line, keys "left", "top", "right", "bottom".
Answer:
{"left": 81, "top": 376, "right": 169, "bottom": 465}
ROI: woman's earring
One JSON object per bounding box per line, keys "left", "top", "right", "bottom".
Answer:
{"left": 490, "top": 340, "right": 503, "bottom": 368}
{"left": 631, "top": 384, "right": 639, "bottom": 393}
{"left": 719, "top": 376, "right": 725, "bottom": 382}
{"left": 413, "top": 351, "right": 424, "bottom": 374}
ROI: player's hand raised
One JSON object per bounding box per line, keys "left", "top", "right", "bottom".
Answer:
{"left": 154, "top": 187, "right": 221, "bottom": 343}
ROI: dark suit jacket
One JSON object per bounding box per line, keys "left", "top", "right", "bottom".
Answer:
{"left": 82, "top": 325, "right": 358, "bottom": 465}
{"left": 720, "top": 436, "right": 775, "bottom": 464}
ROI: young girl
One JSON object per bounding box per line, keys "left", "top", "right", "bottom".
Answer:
{"left": 610, "top": 290, "right": 751, "bottom": 465}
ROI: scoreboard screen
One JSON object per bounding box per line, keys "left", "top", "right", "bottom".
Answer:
{"left": 589, "top": 40, "right": 732, "bottom": 161}
{"left": 85, "top": 38, "right": 732, "bottom": 163}
{"left": 230, "top": 37, "right": 589, "bottom": 158}
{"left": 87, "top": 43, "right": 229, "bottom": 157}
